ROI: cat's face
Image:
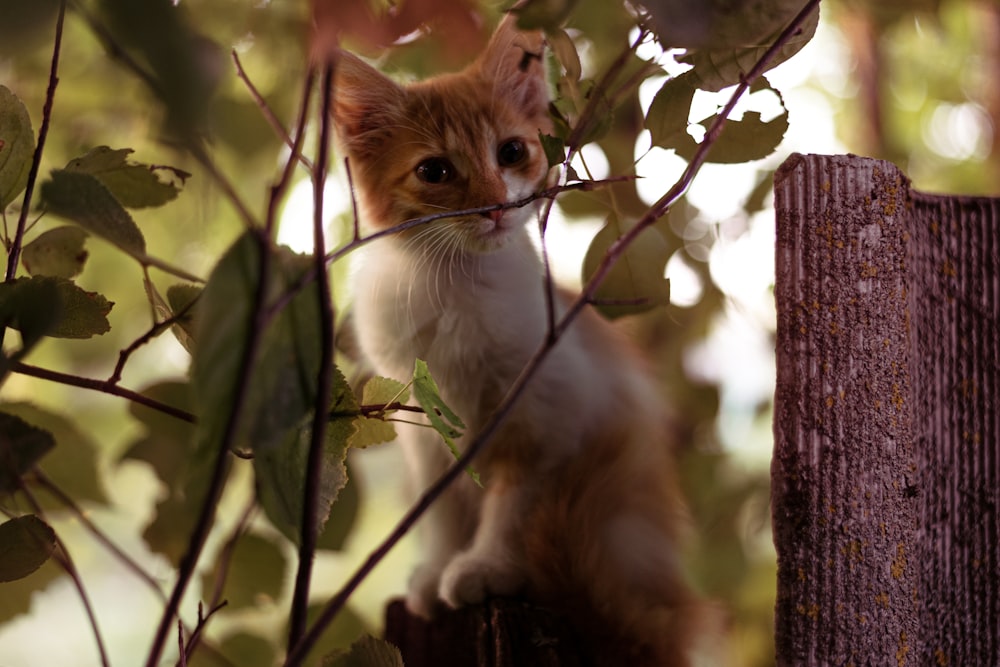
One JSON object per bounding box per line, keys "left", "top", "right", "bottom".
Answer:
{"left": 334, "top": 18, "right": 552, "bottom": 253}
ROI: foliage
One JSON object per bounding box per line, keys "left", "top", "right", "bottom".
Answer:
{"left": 18, "top": 0, "right": 986, "bottom": 665}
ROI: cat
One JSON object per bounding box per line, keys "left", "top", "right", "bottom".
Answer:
{"left": 333, "top": 15, "right": 697, "bottom": 666}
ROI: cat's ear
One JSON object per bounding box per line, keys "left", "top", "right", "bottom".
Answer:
{"left": 332, "top": 51, "right": 406, "bottom": 154}
{"left": 476, "top": 15, "right": 548, "bottom": 116}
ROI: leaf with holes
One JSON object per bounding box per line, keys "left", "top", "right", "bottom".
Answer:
{"left": 65, "top": 146, "right": 184, "bottom": 209}
{"left": 645, "top": 73, "right": 698, "bottom": 151}
{"left": 678, "top": 2, "right": 819, "bottom": 91}
{"left": 412, "top": 360, "right": 480, "bottom": 486}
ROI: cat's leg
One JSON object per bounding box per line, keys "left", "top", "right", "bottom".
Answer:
{"left": 399, "top": 427, "right": 479, "bottom": 617}
{"left": 438, "top": 479, "right": 529, "bottom": 607}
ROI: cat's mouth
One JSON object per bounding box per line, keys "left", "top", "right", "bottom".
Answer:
{"left": 469, "top": 211, "right": 518, "bottom": 249}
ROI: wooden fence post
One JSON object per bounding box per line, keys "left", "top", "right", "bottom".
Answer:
{"left": 773, "top": 153, "right": 999, "bottom": 665}
{"left": 384, "top": 597, "right": 586, "bottom": 667}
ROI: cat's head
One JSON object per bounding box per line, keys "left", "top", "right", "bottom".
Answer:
{"left": 333, "top": 17, "right": 552, "bottom": 253}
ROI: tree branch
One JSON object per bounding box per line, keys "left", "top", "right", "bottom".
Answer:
{"left": 232, "top": 49, "right": 314, "bottom": 172}
{"left": 2, "top": 0, "right": 66, "bottom": 341}
{"left": 288, "top": 58, "right": 338, "bottom": 650}
{"left": 12, "top": 362, "right": 195, "bottom": 423}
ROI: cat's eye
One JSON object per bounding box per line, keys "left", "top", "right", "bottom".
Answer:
{"left": 497, "top": 139, "right": 527, "bottom": 167}
{"left": 415, "top": 157, "right": 455, "bottom": 184}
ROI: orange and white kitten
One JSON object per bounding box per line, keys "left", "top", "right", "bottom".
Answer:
{"left": 334, "top": 17, "right": 695, "bottom": 666}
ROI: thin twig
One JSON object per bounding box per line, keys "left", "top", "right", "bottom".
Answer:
{"left": 266, "top": 176, "right": 630, "bottom": 319}
{"left": 181, "top": 499, "right": 255, "bottom": 666}
{"left": 33, "top": 470, "right": 166, "bottom": 599}
{"left": 283, "top": 2, "right": 820, "bottom": 662}
{"left": 267, "top": 67, "right": 317, "bottom": 237}
{"left": 288, "top": 58, "right": 338, "bottom": 651}
{"left": 12, "top": 362, "right": 195, "bottom": 423}
{"left": 108, "top": 296, "right": 199, "bottom": 385}
{"left": 3, "top": 0, "right": 66, "bottom": 307}
{"left": 20, "top": 487, "right": 111, "bottom": 667}
{"left": 231, "top": 49, "right": 314, "bottom": 171}
{"left": 180, "top": 601, "right": 229, "bottom": 666}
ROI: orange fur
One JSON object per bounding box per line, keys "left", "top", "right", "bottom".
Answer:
{"left": 334, "top": 16, "right": 696, "bottom": 666}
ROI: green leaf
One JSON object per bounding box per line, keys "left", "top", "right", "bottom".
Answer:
{"left": 316, "top": 465, "right": 359, "bottom": 552}
{"left": 582, "top": 215, "right": 672, "bottom": 319}
{"left": 0, "top": 276, "right": 62, "bottom": 349}
{"left": 255, "top": 419, "right": 352, "bottom": 548}
{"left": 256, "top": 365, "right": 357, "bottom": 546}
{"left": 412, "top": 359, "right": 464, "bottom": 439}
{"left": 0, "top": 515, "right": 57, "bottom": 583}
{"left": 676, "top": 109, "right": 789, "bottom": 164}
{"left": 200, "top": 533, "right": 287, "bottom": 610}
{"left": 0, "top": 85, "right": 34, "bottom": 209}
{"left": 679, "top": 3, "right": 819, "bottom": 92}
{"left": 538, "top": 132, "right": 566, "bottom": 170}
{"left": 21, "top": 226, "right": 89, "bottom": 279}
{"left": 3, "top": 403, "right": 109, "bottom": 508}
{"left": 192, "top": 231, "right": 327, "bottom": 459}
{"left": 322, "top": 635, "right": 403, "bottom": 667}
{"left": 0, "top": 276, "right": 112, "bottom": 342}
{"left": 0, "top": 411, "right": 55, "bottom": 495}
{"left": 65, "top": 146, "right": 183, "bottom": 209}
{"left": 412, "top": 360, "right": 480, "bottom": 486}
{"left": 166, "top": 283, "right": 201, "bottom": 352}
{"left": 645, "top": 73, "right": 698, "bottom": 151}
{"left": 349, "top": 376, "right": 409, "bottom": 449}
{"left": 40, "top": 170, "right": 147, "bottom": 258}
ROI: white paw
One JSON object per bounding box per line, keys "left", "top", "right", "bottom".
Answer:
{"left": 438, "top": 552, "right": 524, "bottom": 608}
{"left": 405, "top": 563, "right": 445, "bottom": 618}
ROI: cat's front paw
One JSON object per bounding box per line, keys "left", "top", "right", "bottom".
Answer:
{"left": 406, "top": 563, "right": 446, "bottom": 619}
{"left": 438, "top": 553, "right": 524, "bottom": 608}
